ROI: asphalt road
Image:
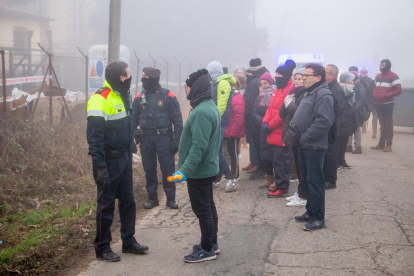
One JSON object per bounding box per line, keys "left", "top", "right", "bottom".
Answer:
{"left": 78, "top": 127, "right": 414, "bottom": 276}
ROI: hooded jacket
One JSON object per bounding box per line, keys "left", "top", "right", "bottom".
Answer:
{"left": 372, "top": 70, "right": 402, "bottom": 105}
{"left": 211, "top": 73, "right": 236, "bottom": 127}
{"left": 224, "top": 92, "right": 246, "bottom": 138}
{"left": 178, "top": 74, "right": 221, "bottom": 179}
{"left": 262, "top": 79, "right": 293, "bottom": 146}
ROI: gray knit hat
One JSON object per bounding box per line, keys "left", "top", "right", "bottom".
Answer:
{"left": 293, "top": 68, "right": 305, "bottom": 77}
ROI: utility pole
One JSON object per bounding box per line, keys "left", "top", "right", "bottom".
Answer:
{"left": 108, "top": 0, "right": 122, "bottom": 63}
{"left": 253, "top": 0, "right": 257, "bottom": 57}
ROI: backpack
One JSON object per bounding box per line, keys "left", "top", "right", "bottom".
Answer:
{"left": 359, "top": 103, "right": 371, "bottom": 122}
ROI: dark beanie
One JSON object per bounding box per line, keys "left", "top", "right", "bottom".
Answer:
{"left": 285, "top": 59, "right": 296, "bottom": 69}
{"left": 186, "top": 69, "right": 209, "bottom": 88}
{"left": 276, "top": 64, "right": 294, "bottom": 79}
{"left": 250, "top": 58, "right": 262, "bottom": 67}
{"left": 349, "top": 66, "right": 359, "bottom": 72}
{"left": 143, "top": 67, "right": 161, "bottom": 78}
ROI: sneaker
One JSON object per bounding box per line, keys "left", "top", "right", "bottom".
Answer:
{"left": 289, "top": 175, "right": 298, "bottom": 182}
{"left": 193, "top": 243, "right": 220, "bottom": 255}
{"left": 268, "top": 187, "right": 277, "bottom": 192}
{"left": 225, "top": 179, "right": 239, "bottom": 193}
{"left": 286, "top": 197, "right": 307, "bottom": 207}
{"left": 286, "top": 192, "right": 298, "bottom": 201}
{"left": 352, "top": 146, "right": 362, "bottom": 154}
{"left": 295, "top": 212, "right": 312, "bottom": 222}
{"left": 267, "top": 189, "right": 288, "bottom": 198}
{"left": 238, "top": 154, "right": 242, "bottom": 159}
{"left": 370, "top": 144, "right": 385, "bottom": 150}
{"left": 242, "top": 163, "right": 254, "bottom": 171}
{"left": 340, "top": 163, "right": 352, "bottom": 169}
{"left": 212, "top": 181, "right": 221, "bottom": 189}
{"left": 184, "top": 248, "right": 216, "bottom": 263}
{"left": 303, "top": 218, "right": 326, "bottom": 231}
{"left": 325, "top": 181, "right": 337, "bottom": 190}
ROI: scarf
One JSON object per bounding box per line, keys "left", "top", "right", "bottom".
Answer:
{"left": 258, "top": 85, "right": 275, "bottom": 106}
{"left": 249, "top": 65, "right": 263, "bottom": 72}
{"left": 107, "top": 77, "right": 132, "bottom": 94}
{"left": 340, "top": 83, "right": 355, "bottom": 106}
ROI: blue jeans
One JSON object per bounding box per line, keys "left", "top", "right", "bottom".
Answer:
{"left": 216, "top": 126, "right": 233, "bottom": 182}
{"left": 299, "top": 148, "right": 326, "bottom": 221}
{"left": 249, "top": 141, "right": 260, "bottom": 167}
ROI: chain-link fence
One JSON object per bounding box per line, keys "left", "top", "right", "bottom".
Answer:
{"left": 1, "top": 47, "right": 203, "bottom": 123}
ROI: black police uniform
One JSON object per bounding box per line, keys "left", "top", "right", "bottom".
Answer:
{"left": 133, "top": 88, "right": 183, "bottom": 202}
{"left": 87, "top": 85, "right": 137, "bottom": 254}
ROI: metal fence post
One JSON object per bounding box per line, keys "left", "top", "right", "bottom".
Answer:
{"left": 133, "top": 50, "right": 140, "bottom": 96}
{"left": 174, "top": 57, "right": 181, "bottom": 94}
{"left": 148, "top": 53, "right": 156, "bottom": 68}
{"left": 48, "top": 54, "right": 53, "bottom": 124}
{"left": 161, "top": 56, "right": 169, "bottom": 89}
{"left": 1, "top": 50, "right": 6, "bottom": 117}
{"left": 76, "top": 47, "right": 88, "bottom": 112}
{"left": 185, "top": 58, "right": 192, "bottom": 74}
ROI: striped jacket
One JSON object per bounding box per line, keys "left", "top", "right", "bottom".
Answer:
{"left": 372, "top": 70, "right": 402, "bottom": 105}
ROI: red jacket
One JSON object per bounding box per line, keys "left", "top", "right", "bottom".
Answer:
{"left": 224, "top": 93, "right": 245, "bottom": 138}
{"left": 372, "top": 70, "right": 402, "bottom": 105}
{"left": 262, "top": 80, "right": 293, "bottom": 146}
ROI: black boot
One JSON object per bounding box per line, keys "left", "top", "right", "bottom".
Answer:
{"left": 122, "top": 242, "right": 149, "bottom": 254}
{"left": 96, "top": 251, "right": 121, "bottom": 262}
{"left": 166, "top": 201, "right": 179, "bottom": 209}
{"left": 352, "top": 146, "right": 362, "bottom": 154}
{"left": 144, "top": 199, "right": 159, "bottom": 209}
{"left": 325, "top": 181, "right": 337, "bottom": 190}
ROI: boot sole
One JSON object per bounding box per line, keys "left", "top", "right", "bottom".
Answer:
{"left": 96, "top": 255, "right": 121, "bottom": 262}
{"left": 267, "top": 194, "right": 288, "bottom": 198}
{"left": 303, "top": 224, "right": 326, "bottom": 231}
{"left": 122, "top": 249, "right": 148, "bottom": 254}
{"left": 325, "top": 186, "right": 337, "bottom": 190}
{"left": 184, "top": 255, "right": 217, "bottom": 263}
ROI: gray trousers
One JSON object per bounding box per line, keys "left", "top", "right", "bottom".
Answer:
{"left": 348, "top": 126, "right": 361, "bottom": 147}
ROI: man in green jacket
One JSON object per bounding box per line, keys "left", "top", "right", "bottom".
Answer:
{"left": 172, "top": 69, "right": 221, "bottom": 263}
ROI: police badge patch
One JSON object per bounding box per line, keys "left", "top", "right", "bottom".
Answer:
{"left": 158, "top": 101, "right": 163, "bottom": 106}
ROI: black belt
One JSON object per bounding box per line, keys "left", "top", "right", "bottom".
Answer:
{"left": 105, "top": 149, "right": 128, "bottom": 159}
{"left": 136, "top": 127, "right": 172, "bottom": 136}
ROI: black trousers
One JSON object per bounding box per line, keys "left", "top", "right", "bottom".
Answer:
{"left": 187, "top": 176, "right": 218, "bottom": 252}
{"left": 94, "top": 153, "right": 137, "bottom": 254}
{"left": 323, "top": 142, "right": 338, "bottom": 184}
{"left": 299, "top": 148, "right": 326, "bottom": 221}
{"left": 292, "top": 143, "right": 306, "bottom": 199}
{"left": 140, "top": 134, "right": 176, "bottom": 201}
{"left": 377, "top": 102, "right": 394, "bottom": 147}
{"left": 336, "top": 135, "right": 349, "bottom": 167}
{"left": 226, "top": 137, "right": 240, "bottom": 179}
{"left": 272, "top": 145, "right": 292, "bottom": 190}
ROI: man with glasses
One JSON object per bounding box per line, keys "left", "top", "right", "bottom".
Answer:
{"left": 371, "top": 59, "right": 402, "bottom": 152}
{"left": 291, "top": 63, "right": 335, "bottom": 231}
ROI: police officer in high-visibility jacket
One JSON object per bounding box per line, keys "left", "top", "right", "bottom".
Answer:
{"left": 87, "top": 61, "right": 148, "bottom": 262}
{"left": 133, "top": 67, "right": 183, "bottom": 210}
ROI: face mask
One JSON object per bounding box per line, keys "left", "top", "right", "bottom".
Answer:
{"left": 141, "top": 77, "right": 160, "bottom": 93}
{"left": 246, "top": 75, "right": 254, "bottom": 85}
{"left": 275, "top": 77, "right": 289, "bottom": 89}
{"left": 108, "top": 76, "right": 132, "bottom": 94}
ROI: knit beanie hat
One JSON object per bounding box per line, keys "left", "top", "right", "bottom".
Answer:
{"left": 249, "top": 58, "right": 262, "bottom": 67}
{"left": 143, "top": 67, "right": 161, "bottom": 78}
{"left": 285, "top": 59, "right": 296, "bottom": 70}
{"left": 293, "top": 67, "right": 305, "bottom": 77}
{"left": 259, "top": 72, "right": 274, "bottom": 85}
{"left": 276, "top": 64, "right": 295, "bottom": 79}
{"left": 186, "top": 69, "right": 209, "bottom": 88}
{"left": 349, "top": 66, "right": 359, "bottom": 72}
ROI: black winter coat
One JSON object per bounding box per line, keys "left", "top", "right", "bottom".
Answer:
{"left": 352, "top": 80, "right": 367, "bottom": 127}
{"left": 328, "top": 80, "right": 354, "bottom": 137}
{"left": 253, "top": 95, "right": 272, "bottom": 162}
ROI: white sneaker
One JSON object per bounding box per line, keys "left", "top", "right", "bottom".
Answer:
{"left": 238, "top": 154, "right": 242, "bottom": 159}
{"left": 286, "top": 192, "right": 298, "bottom": 201}
{"left": 212, "top": 181, "right": 221, "bottom": 189}
{"left": 286, "top": 197, "right": 307, "bottom": 207}
{"left": 225, "top": 179, "right": 239, "bottom": 193}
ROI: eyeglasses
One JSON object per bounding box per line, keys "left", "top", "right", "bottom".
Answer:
{"left": 303, "top": 74, "right": 318, "bottom": 78}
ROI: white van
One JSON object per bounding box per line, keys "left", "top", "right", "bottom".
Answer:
{"left": 278, "top": 53, "right": 324, "bottom": 68}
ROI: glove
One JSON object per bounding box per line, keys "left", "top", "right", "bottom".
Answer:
{"left": 170, "top": 138, "right": 179, "bottom": 154}
{"left": 262, "top": 122, "right": 271, "bottom": 134}
{"left": 95, "top": 167, "right": 109, "bottom": 190}
{"left": 135, "top": 132, "right": 141, "bottom": 145}
{"left": 172, "top": 171, "right": 187, "bottom": 183}
{"left": 284, "top": 94, "right": 294, "bottom": 108}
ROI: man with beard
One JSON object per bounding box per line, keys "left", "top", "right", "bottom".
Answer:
{"left": 87, "top": 61, "right": 149, "bottom": 262}
{"left": 291, "top": 63, "right": 334, "bottom": 231}
{"left": 371, "top": 59, "right": 402, "bottom": 152}
{"left": 133, "top": 67, "right": 183, "bottom": 210}
{"left": 172, "top": 69, "right": 221, "bottom": 263}
{"left": 242, "top": 58, "right": 269, "bottom": 178}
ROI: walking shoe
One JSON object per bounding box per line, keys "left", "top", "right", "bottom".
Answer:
{"left": 286, "top": 191, "right": 299, "bottom": 201}
{"left": 383, "top": 144, "right": 392, "bottom": 152}
{"left": 249, "top": 169, "right": 265, "bottom": 180}
{"left": 212, "top": 181, "right": 221, "bottom": 189}
{"left": 144, "top": 199, "right": 159, "bottom": 209}
{"left": 166, "top": 201, "right": 179, "bottom": 209}
{"left": 346, "top": 145, "right": 353, "bottom": 152}
{"left": 340, "top": 163, "right": 352, "bottom": 169}
{"left": 259, "top": 175, "right": 274, "bottom": 189}
{"left": 242, "top": 163, "right": 254, "bottom": 171}
{"left": 268, "top": 187, "right": 277, "bottom": 192}
{"left": 303, "top": 218, "right": 326, "bottom": 231}
{"left": 289, "top": 175, "right": 298, "bottom": 182}
{"left": 247, "top": 166, "right": 258, "bottom": 174}
{"left": 184, "top": 248, "right": 216, "bottom": 263}
{"left": 225, "top": 179, "right": 239, "bottom": 193}
{"left": 286, "top": 197, "right": 307, "bottom": 207}
{"left": 372, "top": 133, "right": 377, "bottom": 138}
{"left": 370, "top": 144, "right": 385, "bottom": 150}
{"left": 96, "top": 251, "right": 120, "bottom": 262}
{"left": 325, "top": 181, "right": 337, "bottom": 190}
{"left": 269, "top": 182, "right": 276, "bottom": 189}
{"left": 352, "top": 146, "right": 362, "bottom": 154}
{"left": 193, "top": 243, "right": 220, "bottom": 254}
{"left": 122, "top": 242, "right": 149, "bottom": 254}
{"left": 295, "top": 212, "right": 312, "bottom": 222}
{"left": 267, "top": 189, "right": 288, "bottom": 198}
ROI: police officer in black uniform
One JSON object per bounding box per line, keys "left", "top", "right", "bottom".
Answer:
{"left": 133, "top": 67, "right": 183, "bottom": 209}
{"left": 87, "top": 61, "right": 148, "bottom": 262}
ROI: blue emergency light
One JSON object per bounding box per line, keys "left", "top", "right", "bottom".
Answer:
{"left": 314, "top": 55, "right": 320, "bottom": 59}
